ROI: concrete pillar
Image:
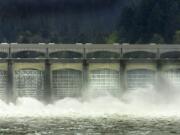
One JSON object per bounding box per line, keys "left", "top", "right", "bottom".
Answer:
{"left": 44, "top": 59, "right": 51, "bottom": 103}
{"left": 156, "top": 60, "right": 162, "bottom": 90}
{"left": 156, "top": 47, "right": 160, "bottom": 59}
{"left": 7, "top": 60, "right": 14, "bottom": 102}
{"left": 157, "top": 60, "right": 162, "bottom": 71}
{"left": 82, "top": 46, "right": 88, "bottom": 93}
{"left": 120, "top": 60, "right": 126, "bottom": 92}
{"left": 83, "top": 60, "right": 88, "bottom": 92}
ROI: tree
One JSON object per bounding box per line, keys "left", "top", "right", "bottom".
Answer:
{"left": 173, "top": 31, "right": 180, "bottom": 44}
{"left": 151, "top": 34, "right": 164, "bottom": 44}
{"left": 118, "top": 0, "right": 179, "bottom": 43}
{"left": 105, "top": 32, "right": 119, "bottom": 44}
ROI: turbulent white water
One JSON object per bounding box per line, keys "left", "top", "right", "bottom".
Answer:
{"left": 1, "top": 83, "right": 180, "bottom": 118}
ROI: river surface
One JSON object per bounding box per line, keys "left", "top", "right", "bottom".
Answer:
{"left": 0, "top": 116, "right": 179, "bottom": 135}
{"left": 0, "top": 88, "right": 180, "bottom": 135}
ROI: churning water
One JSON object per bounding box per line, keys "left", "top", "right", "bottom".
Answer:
{"left": 1, "top": 80, "right": 180, "bottom": 135}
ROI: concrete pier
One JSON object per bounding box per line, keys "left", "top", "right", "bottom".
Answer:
{"left": 7, "top": 60, "right": 13, "bottom": 102}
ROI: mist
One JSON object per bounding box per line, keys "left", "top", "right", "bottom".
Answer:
{"left": 0, "top": 76, "right": 180, "bottom": 118}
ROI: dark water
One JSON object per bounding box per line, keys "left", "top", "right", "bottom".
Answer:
{"left": 0, "top": 116, "right": 179, "bottom": 135}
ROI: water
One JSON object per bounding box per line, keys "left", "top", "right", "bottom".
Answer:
{"left": 0, "top": 70, "right": 179, "bottom": 134}
{"left": 0, "top": 84, "right": 180, "bottom": 135}
{"left": 0, "top": 116, "right": 180, "bottom": 135}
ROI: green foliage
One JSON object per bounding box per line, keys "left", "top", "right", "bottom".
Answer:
{"left": 151, "top": 34, "right": 164, "bottom": 44}
{"left": 105, "top": 32, "right": 119, "bottom": 44}
{"left": 0, "top": 0, "right": 179, "bottom": 43}
{"left": 118, "top": 0, "right": 180, "bottom": 44}
{"left": 173, "top": 31, "right": 180, "bottom": 44}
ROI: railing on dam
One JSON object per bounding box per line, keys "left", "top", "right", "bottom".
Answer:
{"left": 0, "top": 43, "right": 179, "bottom": 103}
{"left": 0, "top": 43, "right": 179, "bottom": 60}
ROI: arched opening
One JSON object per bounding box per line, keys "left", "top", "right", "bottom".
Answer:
{"left": 52, "top": 69, "right": 82, "bottom": 99}
{"left": 124, "top": 51, "right": 156, "bottom": 58}
{"left": 0, "top": 52, "right": 8, "bottom": 58}
{"left": 50, "top": 51, "right": 82, "bottom": 58}
{"left": 87, "top": 51, "right": 119, "bottom": 59}
{"left": 127, "top": 69, "right": 155, "bottom": 90}
{"left": 15, "top": 69, "right": 44, "bottom": 98}
{"left": 89, "top": 69, "right": 120, "bottom": 97}
{"left": 161, "top": 51, "right": 180, "bottom": 58}
{"left": 12, "top": 51, "right": 45, "bottom": 58}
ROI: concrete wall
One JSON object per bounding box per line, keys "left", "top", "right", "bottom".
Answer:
{"left": 161, "top": 62, "right": 180, "bottom": 71}
{"left": 0, "top": 63, "right": 7, "bottom": 71}
{"left": 51, "top": 63, "right": 82, "bottom": 71}
{"left": 14, "top": 63, "right": 44, "bottom": 71}
{"left": 126, "top": 62, "right": 156, "bottom": 71}
{"left": 88, "top": 63, "right": 119, "bottom": 71}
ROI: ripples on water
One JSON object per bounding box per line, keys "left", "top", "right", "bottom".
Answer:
{"left": 0, "top": 116, "right": 180, "bottom": 135}
{"left": 1, "top": 88, "right": 180, "bottom": 134}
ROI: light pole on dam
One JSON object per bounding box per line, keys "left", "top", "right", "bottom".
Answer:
{"left": 0, "top": 43, "right": 179, "bottom": 103}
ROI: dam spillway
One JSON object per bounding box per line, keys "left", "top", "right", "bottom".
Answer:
{"left": 0, "top": 70, "right": 7, "bottom": 99}
{"left": 126, "top": 69, "right": 155, "bottom": 90}
{"left": 89, "top": 67, "right": 120, "bottom": 97}
{"left": 14, "top": 69, "right": 44, "bottom": 98}
{"left": 52, "top": 69, "right": 82, "bottom": 99}
{"left": 0, "top": 43, "right": 179, "bottom": 102}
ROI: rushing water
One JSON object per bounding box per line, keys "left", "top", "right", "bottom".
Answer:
{"left": 0, "top": 85, "right": 180, "bottom": 135}
{"left": 1, "top": 116, "right": 180, "bottom": 135}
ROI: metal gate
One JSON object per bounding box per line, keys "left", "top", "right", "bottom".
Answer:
{"left": 52, "top": 69, "right": 82, "bottom": 99}
{"left": 165, "top": 69, "right": 180, "bottom": 87}
{"left": 89, "top": 69, "right": 120, "bottom": 97}
{"left": 127, "top": 69, "right": 155, "bottom": 90}
{"left": 15, "top": 69, "right": 44, "bottom": 98}
{"left": 0, "top": 70, "right": 7, "bottom": 99}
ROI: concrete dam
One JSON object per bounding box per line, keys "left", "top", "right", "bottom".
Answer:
{"left": 0, "top": 43, "right": 179, "bottom": 102}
